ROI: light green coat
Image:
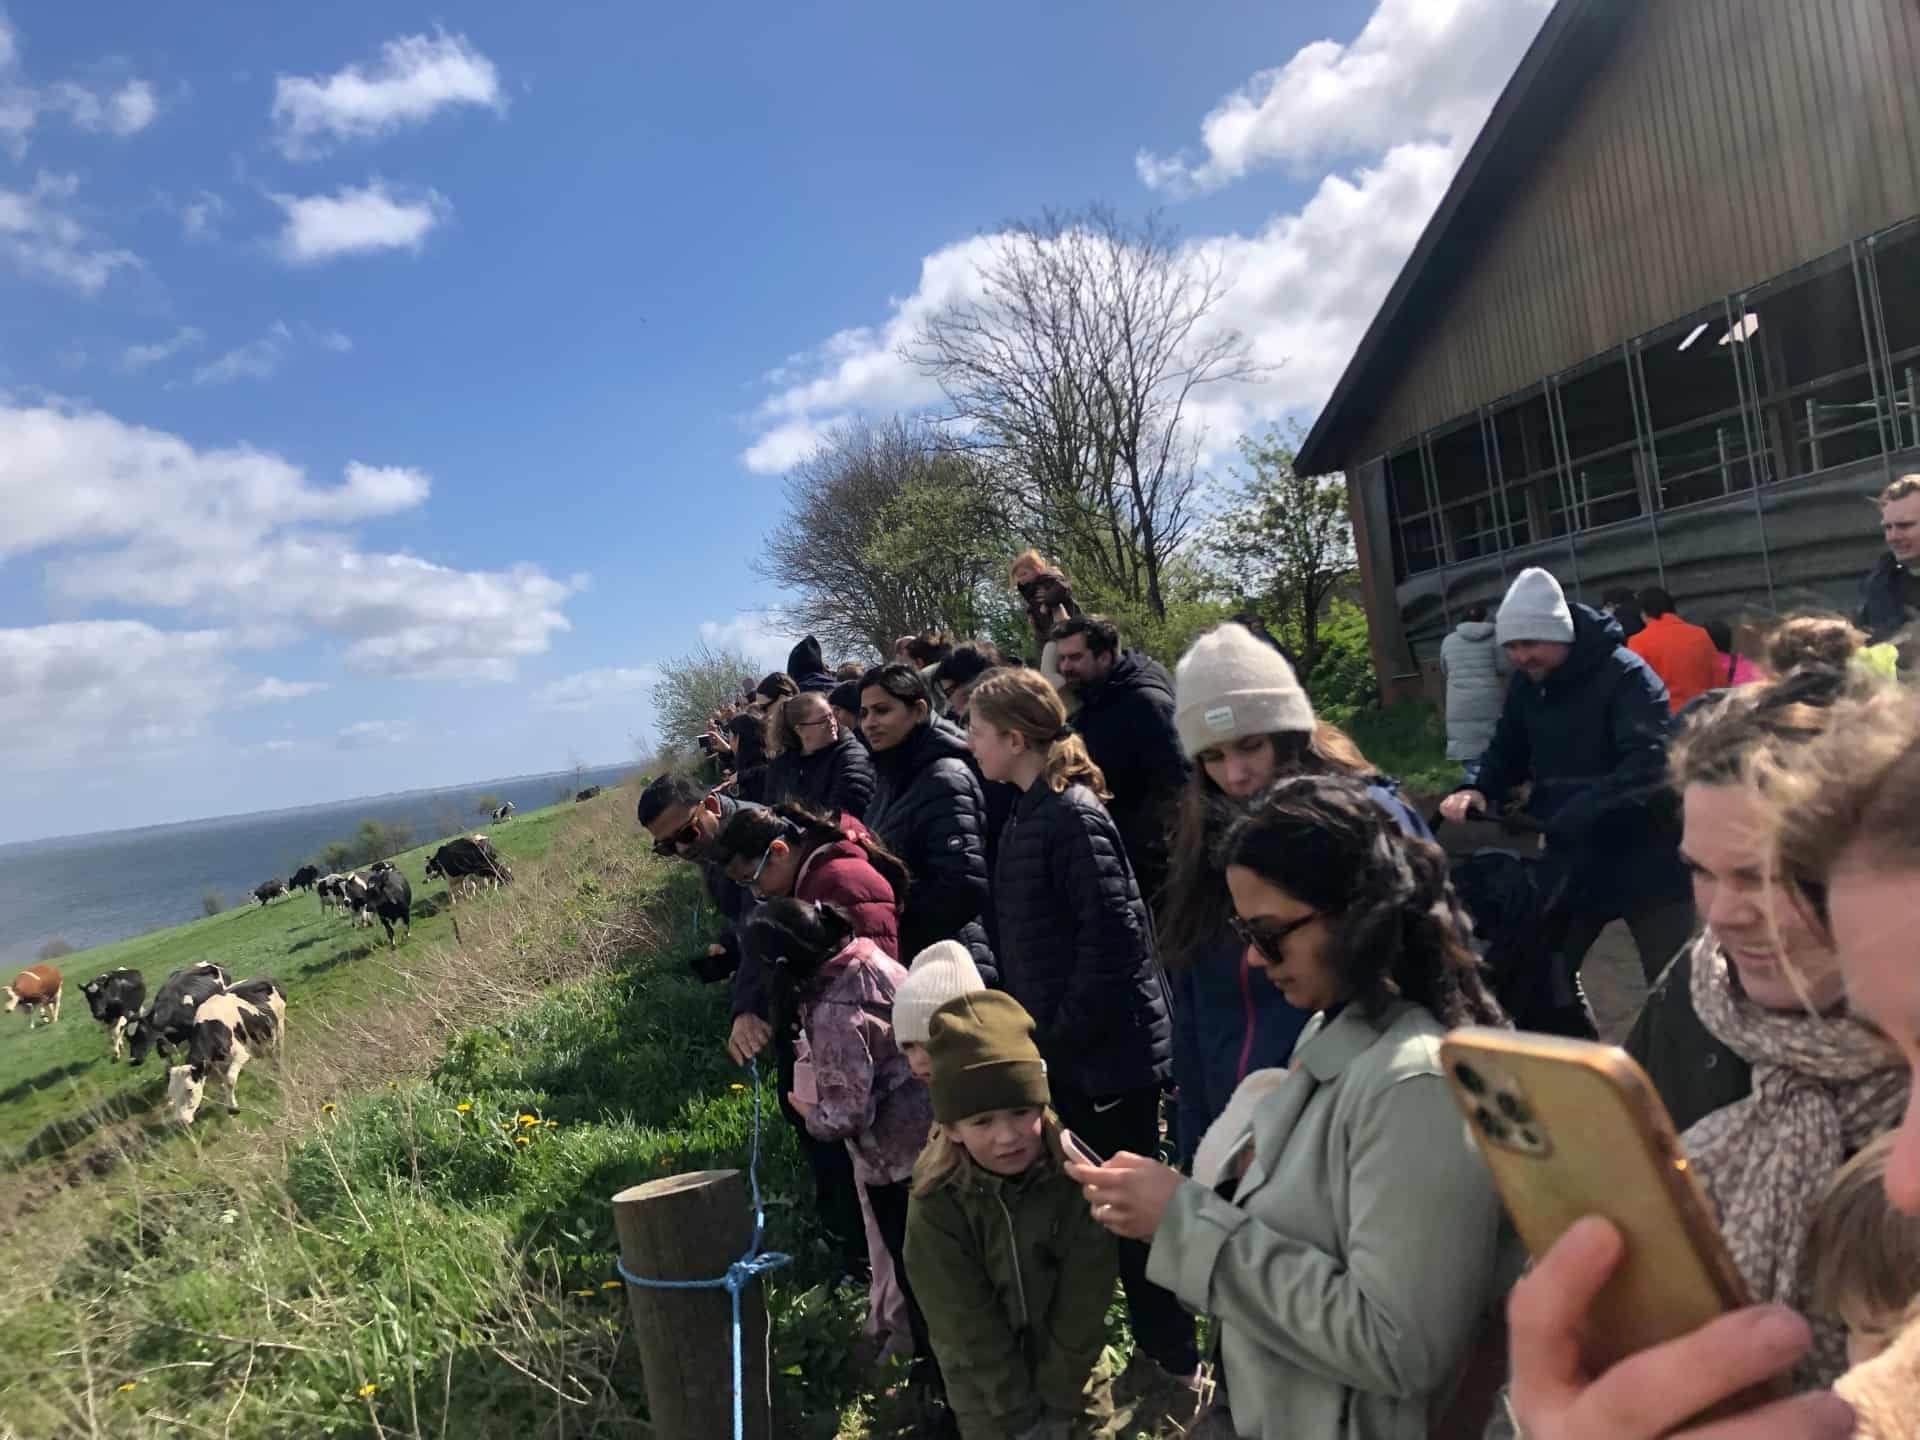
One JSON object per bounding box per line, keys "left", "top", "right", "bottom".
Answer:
{"left": 1147, "top": 1000, "right": 1506, "bottom": 1440}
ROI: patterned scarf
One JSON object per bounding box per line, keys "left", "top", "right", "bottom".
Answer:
{"left": 1684, "top": 935, "right": 1910, "bottom": 1383}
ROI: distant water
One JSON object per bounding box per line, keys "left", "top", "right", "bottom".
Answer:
{"left": 0, "top": 763, "right": 635, "bottom": 968}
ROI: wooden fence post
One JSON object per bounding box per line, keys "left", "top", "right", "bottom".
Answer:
{"left": 613, "top": 1169, "right": 773, "bottom": 1439}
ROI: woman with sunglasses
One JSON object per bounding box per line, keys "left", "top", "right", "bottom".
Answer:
{"left": 1069, "top": 774, "right": 1512, "bottom": 1439}
{"left": 763, "top": 690, "right": 877, "bottom": 820}
{"left": 711, "top": 801, "right": 905, "bottom": 960}
{"left": 1160, "top": 623, "right": 1432, "bottom": 1173}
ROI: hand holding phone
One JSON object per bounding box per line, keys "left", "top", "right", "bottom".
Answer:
{"left": 1059, "top": 1128, "right": 1104, "bottom": 1167}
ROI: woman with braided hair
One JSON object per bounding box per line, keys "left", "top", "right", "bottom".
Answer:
{"left": 1068, "top": 773, "right": 1513, "bottom": 1439}
{"left": 964, "top": 665, "right": 1197, "bottom": 1388}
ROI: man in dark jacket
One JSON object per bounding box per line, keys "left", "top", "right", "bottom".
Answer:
{"left": 784, "top": 635, "right": 839, "bottom": 694}
{"left": 1050, "top": 615, "right": 1190, "bottom": 907}
{"left": 1439, "top": 567, "right": 1693, "bottom": 989}
{"left": 1857, "top": 473, "right": 1920, "bottom": 646}
{"left": 636, "top": 774, "right": 866, "bottom": 1277}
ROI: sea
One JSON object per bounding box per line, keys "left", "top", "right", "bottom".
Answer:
{"left": 0, "top": 762, "right": 635, "bottom": 969}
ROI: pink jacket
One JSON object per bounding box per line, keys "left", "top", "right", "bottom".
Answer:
{"left": 797, "top": 938, "right": 931, "bottom": 1185}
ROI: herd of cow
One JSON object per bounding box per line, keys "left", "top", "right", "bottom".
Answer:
{"left": 4, "top": 832, "right": 517, "bottom": 1129}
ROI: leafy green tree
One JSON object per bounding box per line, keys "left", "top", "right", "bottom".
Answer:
{"left": 475, "top": 792, "right": 503, "bottom": 817}
{"left": 1205, "top": 425, "right": 1356, "bottom": 678}
{"left": 651, "top": 641, "right": 754, "bottom": 761}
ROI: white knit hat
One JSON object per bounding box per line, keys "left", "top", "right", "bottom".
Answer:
{"left": 1496, "top": 567, "right": 1576, "bottom": 646}
{"left": 1173, "top": 623, "right": 1315, "bottom": 759}
{"left": 891, "top": 941, "right": 986, "bottom": 1046}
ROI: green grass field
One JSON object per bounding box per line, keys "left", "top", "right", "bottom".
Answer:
{"left": 0, "top": 804, "right": 576, "bottom": 1168}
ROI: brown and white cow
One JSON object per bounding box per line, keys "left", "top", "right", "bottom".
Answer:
{"left": 5, "top": 964, "right": 62, "bottom": 1027}
{"left": 166, "top": 987, "right": 286, "bottom": 1125}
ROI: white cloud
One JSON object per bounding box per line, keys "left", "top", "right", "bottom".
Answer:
{"left": 0, "top": 171, "right": 139, "bottom": 293}
{"left": 308, "top": 326, "right": 353, "bottom": 353}
{"left": 272, "top": 30, "right": 502, "bottom": 159}
{"left": 0, "top": 622, "right": 235, "bottom": 762}
{"left": 237, "top": 677, "right": 330, "bottom": 704}
{"left": 336, "top": 719, "right": 411, "bottom": 749}
{"left": 119, "top": 325, "right": 205, "bottom": 373}
{"left": 531, "top": 665, "right": 662, "bottom": 712}
{"left": 1136, "top": 0, "right": 1552, "bottom": 195}
{"left": 699, "top": 614, "right": 802, "bottom": 673}
{"left": 51, "top": 78, "right": 158, "bottom": 136}
{"left": 2, "top": 400, "right": 577, "bottom": 682}
{"left": 193, "top": 321, "right": 293, "bottom": 385}
{"left": 177, "top": 189, "right": 226, "bottom": 241}
{"left": 273, "top": 179, "right": 449, "bottom": 264}
{"left": 744, "top": 0, "right": 1542, "bottom": 470}
{"left": 261, "top": 738, "right": 297, "bottom": 752}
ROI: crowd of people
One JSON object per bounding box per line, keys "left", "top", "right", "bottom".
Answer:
{"left": 629, "top": 475, "right": 1920, "bottom": 1440}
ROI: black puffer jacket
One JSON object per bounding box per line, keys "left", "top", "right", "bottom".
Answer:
{"left": 992, "top": 781, "right": 1171, "bottom": 1098}
{"left": 764, "top": 729, "right": 877, "bottom": 820}
{"left": 1068, "top": 650, "right": 1189, "bottom": 907}
{"left": 1858, "top": 552, "right": 1920, "bottom": 646}
{"left": 1468, "top": 603, "right": 1684, "bottom": 911}
{"left": 865, "top": 717, "right": 997, "bottom": 982}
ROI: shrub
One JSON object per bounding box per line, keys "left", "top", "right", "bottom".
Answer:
{"left": 35, "top": 938, "right": 75, "bottom": 961}
{"left": 201, "top": 890, "right": 225, "bottom": 917}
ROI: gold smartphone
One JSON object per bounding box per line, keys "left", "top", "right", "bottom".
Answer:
{"left": 1440, "top": 1028, "right": 1753, "bottom": 1376}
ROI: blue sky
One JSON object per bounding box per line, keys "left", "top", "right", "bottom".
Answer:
{"left": 0, "top": 0, "right": 1551, "bottom": 844}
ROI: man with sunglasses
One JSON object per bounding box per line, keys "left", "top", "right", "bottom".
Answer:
{"left": 636, "top": 772, "right": 869, "bottom": 1282}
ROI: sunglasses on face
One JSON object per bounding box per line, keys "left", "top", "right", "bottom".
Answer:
{"left": 748, "top": 842, "right": 778, "bottom": 887}
{"left": 792, "top": 714, "right": 833, "bottom": 730}
{"left": 651, "top": 818, "right": 701, "bottom": 857}
{"left": 1229, "top": 912, "right": 1318, "bottom": 964}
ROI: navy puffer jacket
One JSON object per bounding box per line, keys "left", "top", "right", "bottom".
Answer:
{"left": 992, "top": 781, "right": 1172, "bottom": 1099}
{"left": 865, "top": 717, "right": 996, "bottom": 982}
{"left": 765, "top": 729, "right": 876, "bottom": 820}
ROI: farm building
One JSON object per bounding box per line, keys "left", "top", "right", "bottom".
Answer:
{"left": 1295, "top": 0, "right": 1920, "bottom": 696}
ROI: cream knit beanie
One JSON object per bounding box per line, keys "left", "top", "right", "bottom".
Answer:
{"left": 1496, "top": 567, "right": 1576, "bottom": 645}
{"left": 891, "top": 940, "right": 986, "bottom": 1046}
{"left": 1173, "top": 623, "right": 1315, "bottom": 759}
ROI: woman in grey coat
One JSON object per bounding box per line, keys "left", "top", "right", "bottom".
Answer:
{"left": 1068, "top": 776, "right": 1516, "bottom": 1439}
{"left": 1440, "top": 604, "right": 1509, "bottom": 782}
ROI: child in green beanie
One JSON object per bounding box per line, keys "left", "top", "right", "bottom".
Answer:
{"left": 904, "top": 990, "right": 1118, "bottom": 1440}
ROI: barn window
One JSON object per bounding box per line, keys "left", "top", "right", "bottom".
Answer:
{"left": 1553, "top": 354, "right": 1645, "bottom": 532}
{"left": 1635, "top": 304, "right": 1755, "bottom": 510}
{"left": 1869, "top": 219, "right": 1920, "bottom": 452}
{"left": 1736, "top": 248, "right": 1882, "bottom": 479}
{"left": 1386, "top": 446, "right": 1438, "bottom": 579}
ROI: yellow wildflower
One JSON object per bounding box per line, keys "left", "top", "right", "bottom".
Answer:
{"left": 320, "top": 1102, "right": 337, "bottom": 1114}
{"left": 572, "top": 1288, "right": 595, "bottom": 1297}
{"left": 543, "top": 1119, "right": 557, "bottom": 1127}
{"left": 515, "top": 1135, "right": 530, "bottom": 1146}
{"left": 601, "top": 1279, "right": 623, "bottom": 1290}
{"left": 729, "top": 1083, "right": 745, "bottom": 1092}
{"left": 358, "top": 1383, "right": 377, "bottom": 1398}
{"left": 518, "top": 1113, "right": 539, "bottom": 1126}
{"left": 116, "top": 1382, "right": 138, "bottom": 1394}
{"left": 455, "top": 1102, "right": 472, "bottom": 1114}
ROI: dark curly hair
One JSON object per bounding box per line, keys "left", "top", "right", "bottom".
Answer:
{"left": 1221, "top": 775, "right": 1506, "bottom": 1029}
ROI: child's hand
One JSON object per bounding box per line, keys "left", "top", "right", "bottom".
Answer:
{"left": 1066, "top": 1151, "right": 1183, "bottom": 1240}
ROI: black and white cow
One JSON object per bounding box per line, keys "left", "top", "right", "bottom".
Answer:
{"left": 80, "top": 968, "right": 146, "bottom": 1061}
{"left": 252, "top": 879, "right": 288, "bottom": 906}
{"left": 424, "top": 835, "right": 514, "bottom": 896}
{"left": 166, "top": 987, "right": 285, "bottom": 1125}
{"left": 366, "top": 868, "right": 411, "bottom": 947}
{"left": 492, "top": 801, "right": 515, "bottom": 823}
{"left": 574, "top": 785, "right": 603, "bottom": 802}
{"left": 287, "top": 865, "right": 321, "bottom": 893}
{"left": 125, "top": 963, "right": 231, "bottom": 1067}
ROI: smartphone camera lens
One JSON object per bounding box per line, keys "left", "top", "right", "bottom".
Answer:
{"left": 1474, "top": 1106, "right": 1511, "bottom": 1143}
{"left": 1496, "top": 1091, "right": 1533, "bottom": 1126}
{"left": 1454, "top": 1063, "right": 1487, "bottom": 1096}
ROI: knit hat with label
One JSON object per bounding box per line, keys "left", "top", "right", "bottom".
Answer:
{"left": 1173, "top": 623, "right": 1315, "bottom": 759}
{"left": 892, "top": 940, "right": 987, "bottom": 1046}
{"left": 925, "top": 991, "right": 1050, "bottom": 1124}
{"left": 1496, "top": 567, "right": 1576, "bottom": 645}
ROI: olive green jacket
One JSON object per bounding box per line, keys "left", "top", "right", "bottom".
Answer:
{"left": 904, "top": 1132, "right": 1118, "bottom": 1438}
{"left": 1147, "top": 1001, "right": 1509, "bottom": 1440}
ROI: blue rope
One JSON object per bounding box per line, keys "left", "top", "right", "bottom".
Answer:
{"left": 614, "top": 1053, "right": 791, "bottom": 1440}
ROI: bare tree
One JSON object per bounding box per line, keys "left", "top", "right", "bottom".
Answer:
{"left": 754, "top": 416, "right": 1010, "bottom": 656}
{"left": 651, "top": 641, "right": 754, "bottom": 760}
{"left": 909, "top": 207, "right": 1261, "bottom": 618}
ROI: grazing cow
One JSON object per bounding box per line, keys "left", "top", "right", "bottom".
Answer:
{"left": 252, "top": 879, "right": 288, "bottom": 906}
{"left": 341, "top": 872, "right": 376, "bottom": 927}
{"left": 229, "top": 976, "right": 286, "bottom": 1015}
{"left": 5, "top": 964, "right": 62, "bottom": 1027}
{"left": 166, "top": 989, "right": 284, "bottom": 1125}
{"left": 424, "top": 835, "right": 514, "bottom": 896}
{"left": 125, "top": 963, "right": 231, "bottom": 1066}
{"left": 315, "top": 873, "right": 348, "bottom": 914}
{"left": 368, "top": 868, "right": 412, "bottom": 947}
{"left": 287, "top": 865, "right": 321, "bottom": 893}
{"left": 574, "top": 785, "right": 603, "bottom": 802}
{"left": 80, "top": 968, "right": 146, "bottom": 1060}
{"left": 492, "top": 801, "right": 515, "bottom": 823}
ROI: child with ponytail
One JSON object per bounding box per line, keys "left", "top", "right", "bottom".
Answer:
{"left": 964, "top": 668, "right": 1198, "bottom": 1385}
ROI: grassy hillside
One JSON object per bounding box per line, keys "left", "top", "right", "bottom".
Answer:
{"left": 0, "top": 790, "right": 1184, "bottom": 1439}
{"left": 0, "top": 804, "right": 576, "bottom": 1171}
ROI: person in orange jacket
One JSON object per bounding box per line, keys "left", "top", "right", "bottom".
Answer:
{"left": 1627, "top": 586, "right": 1721, "bottom": 712}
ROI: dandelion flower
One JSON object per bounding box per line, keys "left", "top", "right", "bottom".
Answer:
{"left": 515, "top": 1135, "right": 531, "bottom": 1146}
{"left": 320, "top": 1102, "right": 337, "bottom": 1115}
{"left": 543, "top": 1119, "right": 557, "bottom": 1127}
{"left": 729, "top": 1083, "right": 745, "bottom": 1092}
{"left": 572, "top": 1288, "right": 595, "bottom": 1297}
{"left": 518, "top": 1113, "right": 539, "bottom": 1126}
{"left": 455, "top": 1102, "right": 472, "bottom": 1114}
{"left": 358, "top": 1382, "right": 377, "bottom": 1398}
{"left": 601, "top": 1279, "right": 623, "bottom": 1289}
{"left": 116, "top": 1382, "right": 138, "bottom": 1394}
